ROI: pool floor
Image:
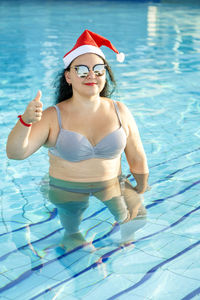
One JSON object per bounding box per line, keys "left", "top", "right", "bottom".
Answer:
{"left": 0, "top": 0, "right": 200, "bottom": 299}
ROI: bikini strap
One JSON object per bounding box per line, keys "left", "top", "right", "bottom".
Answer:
{"left": 113, "top": 100, "right": 122, "bottom": 126}
{"left": 54, "top": 102, "right": 121, "bottom": 128}
{"left": 53, "top": 105, "right": 62, "bottom": 129}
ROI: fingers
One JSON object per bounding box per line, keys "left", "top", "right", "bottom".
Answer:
{"left": 34, "top": 90, "right": 42, "bottom": 102}
{"left": 32, "top": 100, "right": 43, "bottom": 122}
{"left": 31, "top": 91, "right": 43, "bottom": 122}
{"left": 22, "top": 91, "right": 43, "bottom": 124}
{"left": 34, "top": 90, "right": 43, "bottom": 108}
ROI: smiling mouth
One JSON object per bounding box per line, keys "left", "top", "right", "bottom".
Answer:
{"left": 84, "top": 83, "right": 97, "bottom": 86}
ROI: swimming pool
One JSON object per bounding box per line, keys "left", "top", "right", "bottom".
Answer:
{"left": 0, "top": 0, "right": 200, "bottom": 299}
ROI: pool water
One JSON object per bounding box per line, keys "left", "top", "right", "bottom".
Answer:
{"left": 0, "top": 0, "right": 200, "bottom": 299}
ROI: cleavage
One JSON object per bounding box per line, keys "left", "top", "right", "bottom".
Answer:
{"left": 61, "top": 126, "right": 121, "bottom": 148}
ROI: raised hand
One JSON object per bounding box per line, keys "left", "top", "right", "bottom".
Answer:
{"left": 22, "top": 90, "right": 43, "bottom": 124}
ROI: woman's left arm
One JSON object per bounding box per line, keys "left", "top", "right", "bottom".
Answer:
{"left": 118, "top": 102, "right": 149, "bottom": 194}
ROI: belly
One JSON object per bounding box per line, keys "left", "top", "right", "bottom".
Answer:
{"left": 48, "top": 151, "right": 122, "bottom": 182}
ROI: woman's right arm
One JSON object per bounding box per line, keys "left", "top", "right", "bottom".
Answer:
{"left": 6, "top": 90, "right": 52, "bottom": 160}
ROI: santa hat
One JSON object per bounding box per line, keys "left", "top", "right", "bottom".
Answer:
{"left": 63, "top": 29, "right": 125, "bottom": 68}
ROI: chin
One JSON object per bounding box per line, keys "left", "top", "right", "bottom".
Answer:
{"left": 83, "top": 88, "right": 100, "bottom": 97}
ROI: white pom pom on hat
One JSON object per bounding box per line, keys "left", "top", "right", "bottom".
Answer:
{"left": 63, "top": 29, "right": 125, "bottom": 68}
{"left": 116, "top": 52, "right": 125, "bottom": 63}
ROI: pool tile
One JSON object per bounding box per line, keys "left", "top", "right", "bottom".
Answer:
{"left": 1, "top": 1, "right": 200, "bottom": 299}
{"left": 123, "top": 267, "right": 200, "bottom": 300}
{"left": 80, "top": 273, "right": 133, "bottom": 300}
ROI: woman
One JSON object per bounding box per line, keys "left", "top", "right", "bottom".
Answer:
{"left": 6, "top": 30, "right": 149, "bottom": 249}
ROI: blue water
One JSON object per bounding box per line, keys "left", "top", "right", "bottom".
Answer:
{"left": 0, "top": 0, "right": 200, "bottom": 299}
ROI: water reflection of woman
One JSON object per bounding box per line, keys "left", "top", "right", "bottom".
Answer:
{"left": 6, "top": 30, "right": 149, "bottom": 250}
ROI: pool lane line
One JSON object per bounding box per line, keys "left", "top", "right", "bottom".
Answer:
{"left": 146, "top": 179, "right": 200, "bottom": 209}
{"left": 0, "top": 175, "right": 198, "bottom": 270}
{"left": 135, "top": 205, "right": 200, "bottom": 243}
{"left": 181, "top": 286, "right": 200, "bottom": 300}
{"left": 0, "top": 208, "right": 57, "bottom": 238}
{"left": 1, "top": 204, "right": 199, "bottom": 295}
{"left": 0, "top": 223, "right": 119, "bottom": 294}
{"left": 0, "top": 192, "right": 110, "bottom": 238}
{"left": 26, "top": 239, "right": 200, "bottom": 300}
{"left": 5, "top": 160, "right": 41, "bottom": 224}
{"left": 29, "top": 246, "right": 123, "bottom": 300}
{"left": 0, "top": 178, "right": 199, "bottom": 261}
{"left": 0, "top": 189, "right": 9, "bottom": 233}
{"left": 2, "top": 157, "right": 198, "bottom": 238}
{"left": 146, "top": 162, "right": 200, "bottom": 186}
{"left": 1, "top": 161, "right": 199, "bottom": 238}
{"left": 148, "top": 146, "right": 200, "bottom": 169}
{"left": 107, "top": 239, "right": 200, "bottom": 300}
{"left": 1, "top": 163, "right": 199, "bottom": 291}
{"left": 0, "top": 178, "right": 199, "bottom": 264}
{"left": 0, "top": 207, "right": 109, "bottom": 263}
{"left": 0, "top": 201, "right": 108, "bottom": 238}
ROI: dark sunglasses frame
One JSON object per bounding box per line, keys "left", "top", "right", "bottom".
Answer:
{"left": 70, "top": 64, "right": 107, "bottom": 78}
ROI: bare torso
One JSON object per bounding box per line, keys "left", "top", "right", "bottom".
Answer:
{"left": 48, "top": 152, "right": 122, "bottom": 182}
{"left": 46, "top": 97, "right": 128, "bottom": 182}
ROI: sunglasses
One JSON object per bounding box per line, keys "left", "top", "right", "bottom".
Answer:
{"left": 70, "top": 64, "right": 107, "bottom": 78}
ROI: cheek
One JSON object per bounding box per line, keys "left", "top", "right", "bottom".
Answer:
{"left": 99, "top": 77, "right": 106, "bottom": 90}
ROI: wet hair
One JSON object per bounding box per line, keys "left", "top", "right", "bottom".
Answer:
{"left": 54, "top": 58, "right": 116, "bottom": 104}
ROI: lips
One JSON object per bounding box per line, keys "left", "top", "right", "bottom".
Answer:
{"left": 84, "top": 83, "right": 97, "bottom": 86}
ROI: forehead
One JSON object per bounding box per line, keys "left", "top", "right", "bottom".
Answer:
{"left": 72, "top": 53, "right": 104, "bottom": 66}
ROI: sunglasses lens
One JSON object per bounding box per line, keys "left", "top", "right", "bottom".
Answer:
{"left": 93, "top": 64, "right": 106, "bottom": 76}
{"left": 74, "top": 64, "right": 106, "bottom": 78}
{"left": 75, "top": 66, "right": 89, "bottom": 78}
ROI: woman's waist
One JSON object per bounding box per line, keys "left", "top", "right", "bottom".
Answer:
{"left": 48, "top": 153, "right": 121, "bottom": 182}
{"left": 49, "top": 174, "right": 120, "bottom": 191}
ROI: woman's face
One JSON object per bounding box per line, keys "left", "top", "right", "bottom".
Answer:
{"left": 65, "top": 53, "right": 106, "bottom": 98}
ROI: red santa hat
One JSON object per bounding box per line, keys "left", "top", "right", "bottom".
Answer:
{"left": 63, "top": 29, "right": 125, "bottom": 68}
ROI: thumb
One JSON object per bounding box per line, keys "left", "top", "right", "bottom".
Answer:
{"left": 34, "top": 90, "right": 42, "bottom": 102}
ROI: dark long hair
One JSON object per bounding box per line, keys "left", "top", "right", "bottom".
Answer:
{"left": 54, "top": 58, "right": 116, "bottom": 104}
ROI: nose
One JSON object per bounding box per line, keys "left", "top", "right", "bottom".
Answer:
{"left": 87, "top": 69, "right": 96, "bottom": 78}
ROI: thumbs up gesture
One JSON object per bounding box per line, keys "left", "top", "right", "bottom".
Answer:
{"left": 22, "top": 91, "right": 43, "bottom": 124}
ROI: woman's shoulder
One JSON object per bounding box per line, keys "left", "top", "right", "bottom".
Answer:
{"left": 41, "top": 105, "right": 58, "bottom": 125}
{"left": 101, "top": 97, "right": 130, "bottom": 116}
{"left": 43, "top": 100, "right": 71, "bottom": 114}
{"left": 43, "top": 105, "right": 57, "bottom": 115}
{"left": 101, "top": 97, "right": 125, "bottom": 109}
{"left": 111, "top": 100, "right": 131, "bottom": 117}
{"left": 113, "top": 100, "right": 136, "bottom": 129}
{"left": 55, "top": 99, "right": 73, "bottom": 112}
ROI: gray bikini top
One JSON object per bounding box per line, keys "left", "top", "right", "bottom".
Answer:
{"left": 49, "top": 100, "right": 127, "bottom": 162}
